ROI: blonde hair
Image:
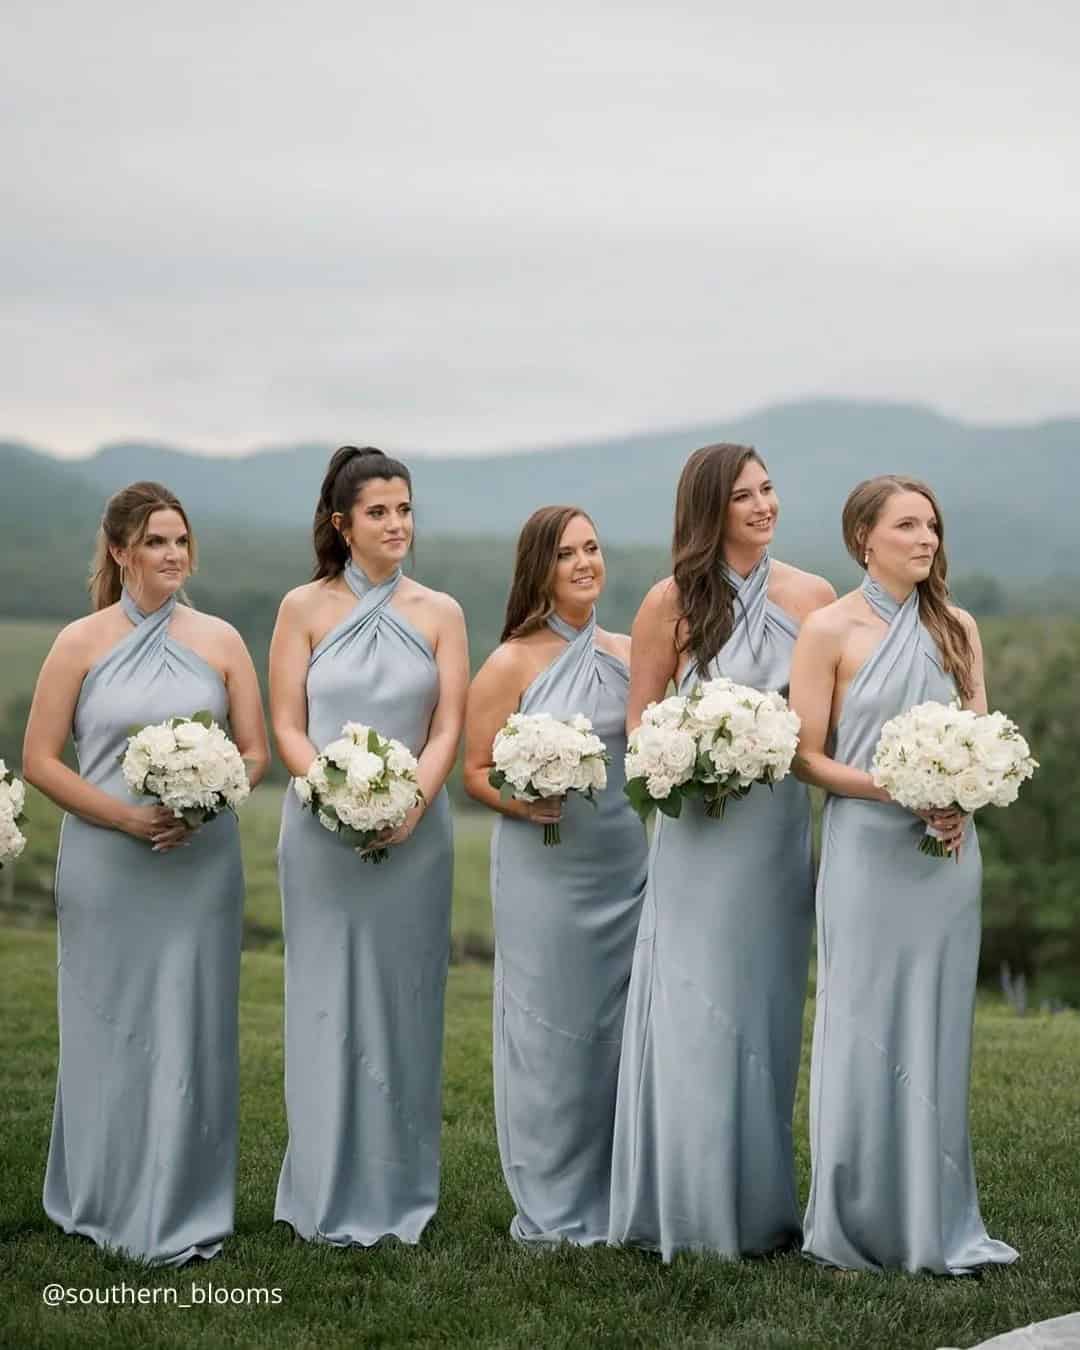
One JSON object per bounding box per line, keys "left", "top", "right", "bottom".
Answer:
{"left": 842, "top": 475, "right": 974, "bottom": 698}
{"left": 88, "top": 481, "right": 197, "bottom": 611}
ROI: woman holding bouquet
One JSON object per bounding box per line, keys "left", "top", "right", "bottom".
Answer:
{"left": 609, "top": 443, "right": 834, "bottom": 1261}
{"left": 271, "top": 445, "right": 468, "bottom": 1246}
{"left": 22, "top": 481, "right": 269, "bottom": 1265}
{"left": 463, "top": 506, "right": 647, "bottom": 1245}
{"left": 788, "top": 475, "right": 1017, "bottom": 1273}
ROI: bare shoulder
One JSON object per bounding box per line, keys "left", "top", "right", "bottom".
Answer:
{"left": 798, "top": 591, "right": 859, "bottom": 642}
{"left": 277, "top": 579, "right": 326, "bottom": 618}
{"left": 183, "top": 607, "right": 248, "bottom": 653}
{"left": 770, "top": 559, "right": 838, "bottom": 617}
{"left": 49, "top": 609, "right": 111, "bottom": 660}
{"left": 638, "top": 575, "right": 681, "bottom": 621}
{"left": 596, "top": 627, "right": 631, "bottom": 664}
{"left": 473, "top": 637, "right": 538, "bottom": 690}
{"left": 948, "top": 604, "right": 981, "bottom": 639}
{"left": 400, "top": 577, "right": 465, "bottom": 625}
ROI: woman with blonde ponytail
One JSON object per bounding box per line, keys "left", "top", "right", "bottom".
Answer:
{"left": 788, "top": 474, "right": 1017, "bottom": 1273}
{"left": 22, "top": 481, "right": 269, "bottom": 1265}
{"left": 270, "top": 446, "right": 468, "bottom": 1247}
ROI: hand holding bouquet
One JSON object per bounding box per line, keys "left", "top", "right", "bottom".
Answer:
{"left": 0, "top": 761, "right": 27, "bottom": 869}
{"left": 120, "top": 711, "right": 250, "bottom": 830}
{"left": 488, "top": 711, "right": 609, "bottom": 845}
{"left": 871, "top": 700, "right": 1038, "bottom": 859}
{"left": 294, "top": 721, "right": 424, "bottom": 864}
{"left": 624, "top": 677, "right": 801, "bottom": 822}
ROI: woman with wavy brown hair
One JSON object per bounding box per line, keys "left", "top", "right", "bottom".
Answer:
{"left": 269, "top": 446, "right": 468, "bottom": 1247}
{"left": 608, "top": 444, "right": 834, "bottom": 1261}
{"left": 464, "top": 506, "right": 647, "bottom": 1245}
{"left": 23, "top": 481, "right": 269, "bottom": 1265}
{"left": 789, "top": 475, "right": 1018, "bottom": 1273}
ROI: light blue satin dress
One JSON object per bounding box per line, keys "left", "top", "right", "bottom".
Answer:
{"left": 492, "top": 611, "right": 647, "bottom": 1244}
{"left": 802, "top": 576, "right": 1018, "bottom": 1273}
{"left": 45, "top": 591, "right": 244, "bottom": 1266}
{"left": 609, "top": 554, "right": 814, "bottom": 1260}
{"left": 275, "top": 561, "right": 452, "bottom": 1245}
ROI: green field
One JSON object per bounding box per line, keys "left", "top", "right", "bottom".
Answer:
{"left": 0, "top": 618, "right": 59, "bottom": 708}
{"left": 2, "top": 926, "right": 1079, "bottom": 1349}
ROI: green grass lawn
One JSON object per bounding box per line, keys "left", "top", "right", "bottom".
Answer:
{"left": 1, "top": 927, "right": 1078, "bottom": 1350}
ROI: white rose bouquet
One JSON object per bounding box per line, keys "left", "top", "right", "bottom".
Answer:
{"left": 120, "top": 711, "right": 251, "bottom": 829}
{"left": 871, "top": 700, "right": 1038, "bottom": 859}
{"left": 625, "top": 677, "right": 801, "bottom": 822}
{"left": 488, "top": 711, "right": 609, "bottom": 845}
{"left": 294, "top": 721, "right": 424, "bottom": 864}
{"left": 0, "top": 760, "right": 28, "bottom": 869}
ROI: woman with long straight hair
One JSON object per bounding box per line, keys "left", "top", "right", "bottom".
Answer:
{"left": 608, "top": 444, "right": 835, "bottom": 1261}
{"left": 270, "top": 445, "right": 468, "bottom": 1246}
{"left": 789, "top": 475, "right": 1018, "bottom": 1273}
{"left": 22, "top": 481, "right": 269, "bottom": 1265}
{"left": 463, "top": 506, "right": 647, "bottom": 1245}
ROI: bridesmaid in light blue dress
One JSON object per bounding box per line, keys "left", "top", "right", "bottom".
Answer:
{"left": 464, "top": 507, "right": 647, "bottom": 1244}
{"left": 22, "top": 482, "right": 269, "bottom": 1265}
{"left": 270, "top": 446, "right": 468, "bottom": 1246}
{"left": 790, "top": 474, "right": 1018, "bottom": 1274}
{"left": 609, "top": 444, "right": 835, "bottom": 1261}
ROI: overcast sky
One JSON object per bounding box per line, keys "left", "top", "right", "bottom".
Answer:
{"left": 3, "top": 1, "right": 1076, "bottom": 458}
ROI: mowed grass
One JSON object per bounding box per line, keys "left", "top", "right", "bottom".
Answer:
{"left": 2, "top": 927, "right": 1079, "bottom": 1350}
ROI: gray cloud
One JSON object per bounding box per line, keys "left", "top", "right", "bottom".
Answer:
{"left": 3, "top": 0, "right": 1076, "bottom": 455}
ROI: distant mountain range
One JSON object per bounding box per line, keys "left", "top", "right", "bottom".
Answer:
{"left": 3, "top": 399, "right": 1077, "bottom": 582}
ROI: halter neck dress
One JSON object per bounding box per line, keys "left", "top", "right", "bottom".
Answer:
{"left": 275, "top": 561, "right": 453, "bottom": 1246}
{"left": 44, "top": 589, "right": 244, "bottom": 1266}
{"left": 491, "top": 610, "right": 647, "bottom": 1244}
{"left": 802, "top": 576, "right": 1018, "bottom": 1273}
{"left": 609, "top": 554, "right": 814, "bottom": 1259}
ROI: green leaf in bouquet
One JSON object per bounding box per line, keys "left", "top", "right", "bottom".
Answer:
{"left": 190, "top": 710, "right": 215, "bottom": 729}
{"left": 319, "top": 803, "right": 340, "bottom": 822}
{"left": 623, "top": 776, "right": 656, "bottom": 822}
{"left": 681, "top": 778, "right": 704, "bottom": 799}
{"left": 488, "top": 768, "right": 507, "bottom": 791}
{"left": 324, "top": 764, "right": 347, "bottom": 787}
{"left": 367, "top": 728, "right": 382, "bottom": 755}
{"left": 181, "top": 807, "right": 207, "bottom": 829}
{"left": 656, "top": 788, "right": 683, "bottom": 819}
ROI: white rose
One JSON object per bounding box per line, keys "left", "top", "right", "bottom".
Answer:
{"left": 531, "top": 759, "right": 575, "bottom": 797}
{"left": 174, "top": 720, "right": 210, "bottom": 749}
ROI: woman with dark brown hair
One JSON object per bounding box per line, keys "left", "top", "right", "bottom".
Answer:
{"left": 269, "top": 446, "right": 468, "bottom": 1247}
{"left": 464, "top": 506, "right": 647, "bottom": 1245}
{"left": 608, "top": 444, "right": 834, "bottom": 1261}
{"left": 789, "top": 475, "right": 1018, "bottom": 1273}
{"left": 22, "top": 481, "right": 269, "bottom": 1264}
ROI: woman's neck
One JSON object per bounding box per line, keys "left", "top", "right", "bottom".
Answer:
{"left": 552, "top": 599, "right": 592, "bottom": 631}
{"left": 348, "top": 554, "right": 399, "bottom": 586}
{"left": 722, "top": 540, "right": 767, "bottom": 579}
{"left": 867, "top": 568, "right": 916, "bottom": 606}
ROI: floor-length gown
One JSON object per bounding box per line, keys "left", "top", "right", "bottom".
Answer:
{"left": 275, "top": 561, "right": 452, "bottom": 1245}
{"left": 492, "top": 611, "right": 647, "bottom": 1244}
{"left": 45, "top": 590, "right": 244, "bottom": 1266}
{"left": 802, "top": 575, "right": 1018, "bottom": 1273}
{"left": 609, "top": 554, "right": 814, "bottom": 1259}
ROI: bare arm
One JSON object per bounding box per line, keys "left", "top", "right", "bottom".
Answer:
{"left": 626, "top": 580, "right": 680, "bottom": 733}
{"left": 268, "top": 591, "right": 320, "bottom": 779}
{"left": 462, "top": 647, "right": 561, "bottom": 825}
{"left": 221, "top": 625, "right": 271, "bottom": 788}
{"left": 788, "top": 613, "right": 890, "bottom": 802}
{"left": 22, "top": 626, "right": 184, "bottom": 848}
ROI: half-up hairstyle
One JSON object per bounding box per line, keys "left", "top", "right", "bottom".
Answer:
{"left": 88, "top": 481, "right": 197, "bottom": 611}
{"left": 501, "top": 505, "right": 596, "bottom": 642}
{"left": 672, "top": 443, "right": 765, "bottom": 674}
{"left": 842, "top": 475, "right": 975, "bottom": 698}
{"left": 312, "top": 445, "right": 413, "bottom": 581}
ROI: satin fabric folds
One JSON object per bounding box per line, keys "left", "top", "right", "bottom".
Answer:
{"left": 609, "top": 554, "right": 814, "bottom": 1260}
{"left": 802, "top": 576, "right": 1018, "bottom": 1274}
{"left": 45, "top": 592, "right": 243, "bottom": 1266}
{"left": 275, "top": 562, "right": 452, "bottom": 1246}
{"left": 492, "top": 612, "right": 647, "bottom": 1244}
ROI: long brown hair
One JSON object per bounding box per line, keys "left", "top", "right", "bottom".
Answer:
{"left": 842, "top": 475, "right": 975, "bottom": 697}
{"left": 672, "top": 443, "right": 765, "bottom": 673}
{"left": 88, "top": 481, "right": 197, "bottom": 611}
{"left": 501, "top": 505, "right": 596, "bottom": 642}
{"left": 312, "top": 445, "right": 413, "bottom": 581}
